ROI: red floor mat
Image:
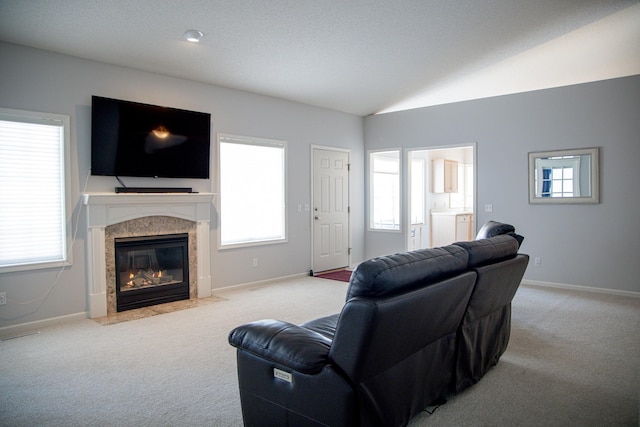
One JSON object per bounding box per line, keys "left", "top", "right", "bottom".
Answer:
{"left": 315, "top": 269, "right": 352, "bottom": 282}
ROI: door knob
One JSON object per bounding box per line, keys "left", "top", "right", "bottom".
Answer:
{"left": 314, "top": 215, "right": 320, "bottom": 220}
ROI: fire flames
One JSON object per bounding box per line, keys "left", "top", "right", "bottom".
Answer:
{"left": 124, "top": 269, "right": 174, "bottom": 289}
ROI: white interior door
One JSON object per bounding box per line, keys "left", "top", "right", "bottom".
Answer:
{"left": 312, "top": 148, "right": 349, "bottom": 273}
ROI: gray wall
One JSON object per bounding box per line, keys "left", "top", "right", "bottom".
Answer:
{"left": 0, "top": 42, "right": 365, "bottom": 328}
{"left": 1, "top": 40, "right": 637, "bottom": 330}
{"left": 364, "top": 74, "right": 640, "bottom": 293}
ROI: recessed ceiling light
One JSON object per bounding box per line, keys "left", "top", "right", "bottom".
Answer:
{"left": 183, "top": 30, "right": 204, "bottom": 43}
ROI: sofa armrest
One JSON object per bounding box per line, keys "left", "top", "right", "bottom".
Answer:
{"left": 229, "top": 319, "right": 332, "bottom": 374}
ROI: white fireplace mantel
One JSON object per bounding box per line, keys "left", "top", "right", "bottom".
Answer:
{"left": 83, "top": 192, "right": 215, "bottom": 318}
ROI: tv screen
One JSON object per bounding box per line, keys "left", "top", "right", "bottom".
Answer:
{"left": 91, "top": 96, "right": 211, "bottom": 179}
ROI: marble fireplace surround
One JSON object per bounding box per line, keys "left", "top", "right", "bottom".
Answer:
{"left": 105, "top": 217, "right": 196, "bottom": 314}
{"left": 83, "top": 193, "right": 215, "bottom": 318}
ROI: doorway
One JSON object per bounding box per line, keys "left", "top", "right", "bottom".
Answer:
{"left": 407, "top": 145, "right": 475, "bottom": 251}
{"left": 311, "top": 147, "right": 350, "bottom": 273}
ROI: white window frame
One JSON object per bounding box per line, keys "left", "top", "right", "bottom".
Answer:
{"left": 369, "top": 149, "right": 402, "bottom": 232}
{"left": 217, "top": 133, "right": 288, "bottom": 249}
{"left": 0, "top": 108, "right": 72, "bottom": 273}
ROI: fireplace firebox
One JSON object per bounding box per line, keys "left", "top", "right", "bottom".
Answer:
{"left": 115, "top": 233, "right": 189, "bottom": 312}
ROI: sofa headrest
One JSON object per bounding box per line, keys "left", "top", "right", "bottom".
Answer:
{"left": 475, "top": 220, "right": 524, "bottom": 247}
{"left": 346, "top": 245, "right": 468, "bottom": 299}
{"left": 454, "top": 235, "right": 519, "bottom": 268}
{"left": 475, "top": 220, "right": 514, "bottom": 239}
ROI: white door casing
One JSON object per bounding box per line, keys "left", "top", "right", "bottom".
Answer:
{"left": 312, "top": 148, "right": 350, "bottom": 273}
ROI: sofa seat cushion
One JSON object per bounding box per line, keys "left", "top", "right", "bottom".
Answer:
{"left": 454, "top": 235, "right": 518, "bottom": 268}
{"left": 346, "top": 245, "right": 468, "bottom": 299}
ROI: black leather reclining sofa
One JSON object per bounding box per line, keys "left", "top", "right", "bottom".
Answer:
{"left": 229, "top": 221, "right": 529, "bottom": 426}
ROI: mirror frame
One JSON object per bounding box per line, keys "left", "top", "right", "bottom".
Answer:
{"left": 528, "top": 147, "right": 599, "bottom": 204}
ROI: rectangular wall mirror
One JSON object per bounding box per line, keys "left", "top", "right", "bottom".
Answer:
{"left": 529, "top": 147, "right": 599, "bottom": 204}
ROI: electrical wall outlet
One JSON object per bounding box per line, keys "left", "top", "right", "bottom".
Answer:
{"left": 534, "top": 257, "right": 541, "bottom": 267}
{"left": 252, "top": 258, "right": 258, "bottom": 268}
{"left": 0, "top": 292, "right": 6, "bottom": 305}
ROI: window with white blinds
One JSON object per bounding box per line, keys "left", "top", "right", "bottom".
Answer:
{"left": 218, "top": 134, "right": 287, "bottom": 248}
{"left": 0, "top": 108, "right": 71, "bottom": 272}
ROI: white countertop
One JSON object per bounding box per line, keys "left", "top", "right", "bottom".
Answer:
{"left": 431, "top": 211, "right": 473, "bottom": 216}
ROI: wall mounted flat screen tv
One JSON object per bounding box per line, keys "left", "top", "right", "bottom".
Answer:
{"left": 91, "top": 96, "right": 211, "bottom": 179}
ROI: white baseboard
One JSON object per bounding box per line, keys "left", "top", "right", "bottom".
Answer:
{"left": 0, "top": 312, "right": 87, "bottom": 340}
{"left": 212, "top": 272, "right": 311, "bottom": 293}
{"left": 521, "top": 280, "right": 640, "bottom": 298}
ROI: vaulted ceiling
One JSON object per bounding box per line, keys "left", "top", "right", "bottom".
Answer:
{"left": 1, "top": 1, "right": 638, "bottom": 116}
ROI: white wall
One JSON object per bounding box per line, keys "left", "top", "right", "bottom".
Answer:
{"left": 0, "top": 42, "right": 365, "bottom": 328}
{"left": 364, "top": 75, "right": 640, "bottom": 293}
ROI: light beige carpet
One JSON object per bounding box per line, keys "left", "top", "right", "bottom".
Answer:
{"left": 0, "top": 277, "right": 638, "bottom": 426}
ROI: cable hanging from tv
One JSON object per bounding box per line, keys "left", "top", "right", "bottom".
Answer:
{"left": 116, "top": 176, "right": 128, "bottom": 189}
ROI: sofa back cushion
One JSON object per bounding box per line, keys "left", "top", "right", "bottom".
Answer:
{"left": 330, "top": 271, "right": 477, "bottom": 425}
{"left": 454, "top": 253, "right": 529, "bottom": 392}
{"left": 346, "top": 245, "right": 468, "bottom": 300}
{"left": 454, "top": 235, "right": 518, "bottom": 268}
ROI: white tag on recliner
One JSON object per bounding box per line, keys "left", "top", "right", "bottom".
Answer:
{"left": 274, "top": 368, "right": 293, "bottom": 383}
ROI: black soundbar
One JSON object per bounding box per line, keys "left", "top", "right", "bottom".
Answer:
{"left": 115, "top": 187, "right": 194, "bottom": 194}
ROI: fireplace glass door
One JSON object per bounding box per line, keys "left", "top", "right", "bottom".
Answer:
{"left": 115, "top": 233, "right": 189, "bottom": 311}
